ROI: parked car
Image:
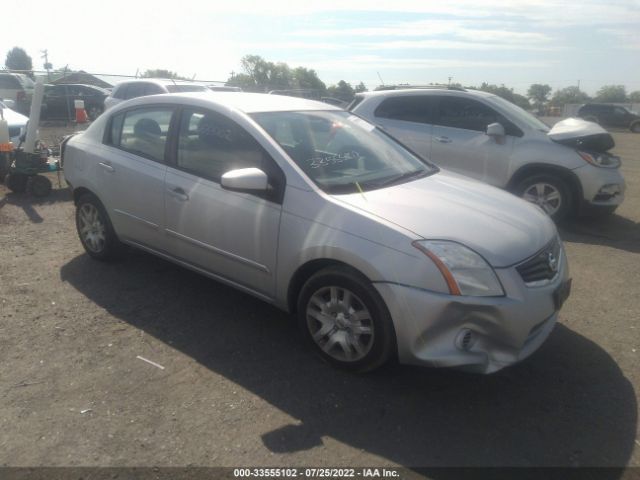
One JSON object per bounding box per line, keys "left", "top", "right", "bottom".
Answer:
{"left": 350, "top": 88, "right": 625, "bottom": 220}
{"left": 104, "top": 79, "right": 209, "bottom": 110}
{"left": 207, "top": 85, "right": 242, "bottom": 92}
{"left": 63, "top": 92, "right": 571, "bottom": 374}
{"left": 0, "top": 99, "right": 28, "bottom": 145}
{"left": 0, "top": 73, "right": 34, "bottom": 115}
{"left": 577, "top": 103, "right": 640, "bottom": 132}
{"left": 42, "top": 83, "right": 109, "bottom": 120}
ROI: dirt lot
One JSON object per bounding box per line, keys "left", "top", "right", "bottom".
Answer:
{"left": 0, "top": 122, "right": 638, "bottom": 471}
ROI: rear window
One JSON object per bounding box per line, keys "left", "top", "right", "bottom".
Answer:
{"left": 166, "top": 85, "right": 208, "bottom": 93}
{"left": 0, "top": 75, "right": 22, "bottom": 89}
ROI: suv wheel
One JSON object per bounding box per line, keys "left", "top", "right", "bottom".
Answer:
{"left": 516, "top": 174, "right": 572, "bottom": 222}
{"left": 631, "top": 121, "right": 640, "bottom": 133}
{"left": 75, "top": 193, "right": 121, "bottom": 261}
{"left": 5, "top": 173, "right": 28, "bottom": 193}
{"left": 297, "top": 266, "right": 395, "bottom": 372}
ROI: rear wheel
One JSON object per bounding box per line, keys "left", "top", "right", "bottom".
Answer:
{"left": 630, "top": 121, "right": 640, "bottom": 133}
{"left": 5, "top": 173, "right": 28, "bottom": 193}
{"left": 75, "top": 193, "right": 121, "bottom": 261}
{"left": 516, "top": 174, "right": 572, "bottom": 222}
{"left": 297, "top": 266, "right": 395, "bottom": 372}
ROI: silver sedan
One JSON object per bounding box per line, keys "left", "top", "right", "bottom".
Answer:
{"left": 63, "top": 92, "right": 571, "bottom": 373}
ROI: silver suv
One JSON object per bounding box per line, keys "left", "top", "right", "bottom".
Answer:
{"left": 350, "top": 88, "right": 625, "bottom": 221}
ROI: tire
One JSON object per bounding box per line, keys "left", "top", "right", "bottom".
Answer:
{"left": 28, "top": 175, "right": 52, "bottom": 197}
{"left": 75, "top": 193, "right": 122, "bottom": 261}
{"left": 5, "top": 173, "right": 28, "bottom": 193}
{"left": 515, "top": 174, "right": 573, "bottom": 222}
{"left": 630, "top": 122, "right": 640, "bottom": 133}
{"left": 297, "top": 266, "right": 395, "bottom": 372}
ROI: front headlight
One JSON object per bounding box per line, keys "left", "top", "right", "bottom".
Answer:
{"left": 412, "top": 240, "right": 504, "bottom": 297}
{"left": 577, "top": 150, "right": 621, "bottom": 168}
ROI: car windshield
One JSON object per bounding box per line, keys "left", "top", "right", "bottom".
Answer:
{"left": 166, "top": 84, "right": 208, "bottom": 93}
{"left": 486, "top": 95, "right": 550, "bottom": 133}
{"left": 252, "top": 110, "right": 437, "bottom": 194}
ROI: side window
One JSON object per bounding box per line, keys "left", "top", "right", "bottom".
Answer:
{"left": 614, "top": 107, "right": 627, "bottom": 115}
{"left": 374, "top": 96, "right": 434, "bottom": 124}
{"left": 143, "top": 83, "right": 164, "bottom": 95}
{"left": 125, "top": 83, "right": 146, "bottom": 100}
{"left": 110, "top": 107, "right": 173, "bottom": 163}
{"left": 0, "top": 75, "right": 21, "bottom": 89}
{"left": 434, "top": 97, "right": 501, "bottom": 132}
{"left": 113, "top": 85, "right": 128, "bottom": 99}
{"left": 177, "top": 109, "right": 272, "bottom": 182}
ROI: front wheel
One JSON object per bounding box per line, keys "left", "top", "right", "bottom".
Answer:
{"left": 515, "top": 174, "right": 573, "bottom": 222}
{"left": 5, "top": 173, "right": 28, "bottom": 193}
{"left": 297, "top": 266, "right": 395, "bottom": 372}
{"left": 630, "top": 122, "right": 640, "bottom": 133}
{"left": 75, "top": 193, "right": 121, "bottom": 261}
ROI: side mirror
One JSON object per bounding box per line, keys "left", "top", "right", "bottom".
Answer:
{"left": 2, "top": 99, "right": 16, "bottom": 109}
{"left": 221, "top": 167, "right": 268, "bottom": 191}
{"left": 486, "top": 122, "right": 505, "bottom": 137}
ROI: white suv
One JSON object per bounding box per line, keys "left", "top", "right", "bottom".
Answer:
{"left": 0, "top": 73, "right": 34, "bottom": 115}
{"left": 104, "top": 79, "right": 209, "bottom": 110}
{"left": 350, "top": 88, "right": 625, "bottom": 221}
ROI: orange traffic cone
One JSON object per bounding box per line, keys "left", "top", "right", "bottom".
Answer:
{"left": 74, "top": 99, "right": 88, "bottom": 124}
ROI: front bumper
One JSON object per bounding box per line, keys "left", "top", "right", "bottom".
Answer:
{"left": 573, "top": 163, "right": 625, "bottom": 208}
{"left": 375, "top": 250, "right": 570, "bottom": 374}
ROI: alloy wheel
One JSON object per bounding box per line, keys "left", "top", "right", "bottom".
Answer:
{"left": 78, "top": 203, "right": 106, "bottom": 253}
{"left": 522, "top": 182, "right": 562, "bottom": 216}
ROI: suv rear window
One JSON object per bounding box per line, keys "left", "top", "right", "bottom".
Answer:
{"left": 0, "top": 75, "right": 22, "bottom": 89}
{"left": 374, "top": 96, "right": 434, "bottom": 124}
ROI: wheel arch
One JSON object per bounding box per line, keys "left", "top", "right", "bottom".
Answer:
{"left": 286, "top": 259, "right": 373, "bottom": 314}
{"left": 507, "top": 163, "right": 584, "bottom": 211}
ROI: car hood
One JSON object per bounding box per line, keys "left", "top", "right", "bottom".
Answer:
{"left": 548, "top": 117, "right": 614, "bottom": 152}
{"left": 332, "top": 171, "right": 556, "bottom": 267}
{"left": 0, "top": 106, "right": 28, "bottom": 127}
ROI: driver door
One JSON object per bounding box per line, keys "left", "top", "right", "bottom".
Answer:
{"left": 163, "top": 108, "right": 284, "bottom": 297}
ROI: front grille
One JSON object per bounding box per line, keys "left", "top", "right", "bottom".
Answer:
{"left": 516, "top": 237, "right": 561, "bottom": 284}
{"left": 8, "top": 126, "right": 20, "bottom": 137}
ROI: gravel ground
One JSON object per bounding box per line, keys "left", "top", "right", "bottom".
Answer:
{"left": 0, "top": 121, "right": 638, "bottom": 471}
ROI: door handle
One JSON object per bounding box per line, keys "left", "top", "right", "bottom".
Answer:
{"left": 98, "top": 161, "right": 115, "bottom": 172}
{"left": 167, "top": 187, "right": 189, "bottom": 201}
{"left": 435, "top": 136, "right": 452, "bottom": 144}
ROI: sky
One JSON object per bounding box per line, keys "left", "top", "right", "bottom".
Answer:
{"left": 3, "top": 0, "right": 639, "bottom": 95}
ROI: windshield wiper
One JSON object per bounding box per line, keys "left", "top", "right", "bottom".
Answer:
{"left": 365, "top": 169, "right": 428, "bottom": 189}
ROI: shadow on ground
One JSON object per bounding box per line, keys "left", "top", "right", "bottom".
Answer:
{"left": 0, "top": 187, "right": 71, "bottom": 223}
{"left": 560, "top": 214, "right": 640, "bottom": 254}
{"left": 59, "top": 250, "right": 637, "bottom": 475}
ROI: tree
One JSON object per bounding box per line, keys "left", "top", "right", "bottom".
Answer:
{"left": 227, "top": 55, "right": 326, "bottom": 94}
{"left": 527, "top": 84, "right": 552, "bottom": 112}
{"left": 595, "top": 85, "right": 627, "bottom": 103}
{"left": 550, "top": 86, "right": 590, "bottom": 106}
{"left": 5, "top": 47, "right": 33, "bottom": 76}
{"left": 141, "top": 69, "right": 187, "bottom": 80}
{"left": 629, "top": 91, "right": 640, "bottom": 102}
{"left": 478, "top": 83, "right": 530, "bottom": 110}
{"left": 327, "top": 80, "right": 355, "bottom": 102}
{"left": 354, "top": 82, "right": 367, "bottom": 93}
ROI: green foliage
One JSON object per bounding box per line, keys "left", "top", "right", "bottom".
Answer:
{"left": 354, "top": 82, "right": 367, "bottom": 93}
{"left": 629, "top": 91, "right": 640, "bottom": 102}
{"left": 5, "top": 47, "right": 33, "bottom": 74}
{"left": 550, "top": 86, "right": 590, "bottom": 106}
{"left": 478, "top": 83, "right": 531, "bottom": 109}
{"left": 527, "top": 84, "right": 552, "bottom": 111}
{"left": 227, "top": 55, "right": 326, "bottom": 94}
{"left": 141, "top": 69, "right": 188, "bottom": 80}
{"left": 595, "top": 85, "right": 627, "bottom": 103}
{"left": 327, "top": 80, "right": 356, "bottom": 102}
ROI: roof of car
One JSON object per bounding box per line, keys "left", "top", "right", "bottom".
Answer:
{"left": 356, "top": 88, "right": 495, "bottom": 99}
{"left": 113, "top": 78, "right": 207, "bottom": 88}
{"left": 127, "top": 91, "right": 343, "bottom": 113}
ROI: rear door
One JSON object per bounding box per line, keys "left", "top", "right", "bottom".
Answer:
{"left": 430, "top": 95, "right": 515, "bottom": 186}
{"left": 370, "top": 95, "right": 435, "bottom": 160}
{"left": 163, "top": 107, "right": 284, "bottom": 297}
{"left": 97, "top": 105, "right": 175, "bottom": 251}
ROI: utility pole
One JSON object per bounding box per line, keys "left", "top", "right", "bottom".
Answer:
{"left": 448, "top": 76, "right": 452, "bottom": 86}
{"left": 577, "top": 79, "right": 581, "bottom": 90}
{"left": 41, "top": 49, "right": 52, "bottom": 80}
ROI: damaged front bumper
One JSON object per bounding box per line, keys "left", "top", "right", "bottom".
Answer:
{"left": 375, "top": 249, "right": 570, "bottom": 374}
